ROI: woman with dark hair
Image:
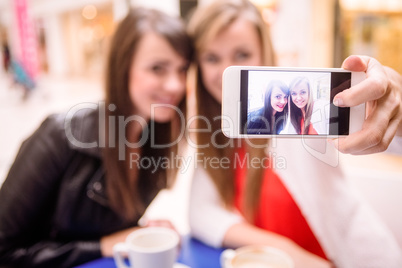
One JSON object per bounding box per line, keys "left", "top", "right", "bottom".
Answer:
{"left": 289, "top": 76, "right": 317, "bottom": 134}
{"left": 247, "top": 79, "right": 289, "bottom": 134}
{"left": 0, "top": 8, "right": 192, "bottom": 267}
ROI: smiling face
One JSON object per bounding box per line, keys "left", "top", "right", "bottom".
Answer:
{"left": 198, "top": 18, "right": 263, "bottom": 103}
{"left": 270, "top": 86, "right": 288, "bottom": 114}
{"left": 129, "top": 33, "right": 188, "bottom": 123}
{"left": 290, "top": 81, "right": 309, "bottom": 110}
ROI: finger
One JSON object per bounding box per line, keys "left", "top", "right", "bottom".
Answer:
{"left": 334, "top": 57, "right": 388, "bottom": 107}
{"left": 349, "top": 117, "right": 400, "bottom": 155}
{"left": 333, "top": 104, "right": 392, "bottom": 154}
{"left": 341, "top": 55, "right": 367, "bottom": 72}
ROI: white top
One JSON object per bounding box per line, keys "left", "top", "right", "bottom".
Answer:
{"left": 189, "top": 137, "right": 402, "bottom": 268}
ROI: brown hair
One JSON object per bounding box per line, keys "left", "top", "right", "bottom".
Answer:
{"left": 289, "top": 76, "right": 314, "bottom": 134}
{"left": 103, "top": 8, "right": 192, "bottom": 222}
{"left": 262, "top": 80, "right": 290, "bottom": 134}
{"left": 187, "top": 0, "right": 275, "bottom": 220}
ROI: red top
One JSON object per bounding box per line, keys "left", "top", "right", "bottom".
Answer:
{"left": 301, "top": 117, "right": 318, "bottom": 135}
{"left": 234, "top": 145, "right": 327, "bottom": 259}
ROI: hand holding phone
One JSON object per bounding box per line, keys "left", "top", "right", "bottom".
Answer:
{"left": 222, "top": 66, "right": 366, "bottom": 138}
{"left": 332, "top": 55, "right": 402, "bottom": 155}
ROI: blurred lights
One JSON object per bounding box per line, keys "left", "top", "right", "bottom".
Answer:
{"left": 340, "top": 0, "right": 402, "bottom": 12}
{"left": 82, "top": 5, "right": 97, "bottom": 20}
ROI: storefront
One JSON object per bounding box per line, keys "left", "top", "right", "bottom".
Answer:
{"left": 337, "top": 0, "right": 402, "bottom": 73}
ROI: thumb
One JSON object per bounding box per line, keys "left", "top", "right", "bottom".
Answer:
{"left": 341, "top": 55, "right": 367, "bottom": 72}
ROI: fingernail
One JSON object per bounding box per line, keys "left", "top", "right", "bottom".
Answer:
{"left": 334, "top": 98, "right": 343, "bottom": 107}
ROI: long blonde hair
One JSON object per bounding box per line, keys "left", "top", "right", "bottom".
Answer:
{"left": 289, "top": 76, "right": 314, "bottom": 134}
{"left": 187, "top": 0, "right": 275, "bottom": 220}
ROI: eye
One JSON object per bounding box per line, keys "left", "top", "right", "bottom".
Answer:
{"left": 151, "top": 65, "right": 166, "bottom": 75}
{"left": 203, "top": 54, "right": 219, "bottom": 64}
{"left": 234, "top": 51, "right": 250, "bottom": 62}
{"left": 291, "top": 92, "right": 296, "bottom": 96}
{"left": 300, "top": 90, "right": 307, "bottom": 95}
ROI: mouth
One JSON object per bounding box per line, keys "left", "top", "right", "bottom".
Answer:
{"left": 276, "top": 104, "right": 285, "bottom": 109}
{"left": 154, "top": 96, "right": 179, "bottom": 106}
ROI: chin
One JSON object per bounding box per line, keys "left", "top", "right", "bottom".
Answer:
{"left": 153, "top": 112, "right": 179, "bottom": 123}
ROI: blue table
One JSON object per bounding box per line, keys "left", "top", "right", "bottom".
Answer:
{"left": 75, "top": 236, "right": 225, "bottom": 268}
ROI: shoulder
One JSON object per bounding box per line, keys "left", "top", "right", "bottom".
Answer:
{"left": 63, "top": 105, "right": 99, "bottom": 141}
{"left": 247, "top": 108, "right": 265, "bottom": 122}
{"left": 248, "top": 108, "right": 264, "bottom": 117}
{"left": 32, "top": 104, "right": 101, "bottom": 158}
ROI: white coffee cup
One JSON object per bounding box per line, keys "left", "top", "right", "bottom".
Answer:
{"left": 221, "top": 245, "right": 294, "bottom": 268}
{"left": 113, "top": 227, "right": 180, "bottom": 268}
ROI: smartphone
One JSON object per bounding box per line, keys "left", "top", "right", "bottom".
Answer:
{"left": 222, "top": 66, "right": 366, "bottom": 138}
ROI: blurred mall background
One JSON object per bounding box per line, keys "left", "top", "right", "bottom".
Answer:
{"left": 0, "top": 0, "right": 402, "bottom": 239}
{"left": 1, "top": 0, "right": 402, "bottom": 78}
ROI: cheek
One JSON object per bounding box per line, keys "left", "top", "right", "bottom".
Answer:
{"left": 247, "top": 55, "right": 263, "bottom": 66}
{"left": 128, "top": 79, "right": 139, "bottom": 104}
{"left": 200, "top": 64, "right": 217, "bottom": 83}
{"left": 129, "top": 74, "right": 152, "bottom": 109}
{"left": 200, "top": 65, "right": 219, "bottom": 94}
{"left": 129, "top": 85, "right": 146, "bottom": 111}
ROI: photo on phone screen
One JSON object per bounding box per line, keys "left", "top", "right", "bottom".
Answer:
{"left": 240, "top": 70, "right": 351, "bottom": 136}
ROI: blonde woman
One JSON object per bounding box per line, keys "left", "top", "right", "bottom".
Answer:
{"left": 289, "top": 76, "right": 318, "bottom": 134}
{"left": 187, "top": 0, "right": 402, "bottom": 267}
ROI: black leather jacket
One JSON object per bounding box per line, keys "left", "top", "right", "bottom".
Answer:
{"left": 0, "top": 108, "right": 141, "bottom": 267}
{"left": 247, "top": 108, "right": 285, "bottom": 135}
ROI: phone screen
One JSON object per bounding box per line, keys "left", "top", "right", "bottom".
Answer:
{"left": 240, "top": 70, "right": 351, "bottom": 136}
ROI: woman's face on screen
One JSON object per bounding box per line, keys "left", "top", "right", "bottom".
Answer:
{"left": 291, "top": 81, "right": 309, "bottom": 110}
{"left": 270, "top": 86, "right": 288, "bottom": 114}
{"left": 198, "top": 18, "right": 263, "bottom": 104}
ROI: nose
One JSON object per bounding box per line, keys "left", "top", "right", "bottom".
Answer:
{"left": 165, "top": 72, "right": 185, "bottom": 94}
{"left": 219, "top": 59, "right": 236, "bottom": 77}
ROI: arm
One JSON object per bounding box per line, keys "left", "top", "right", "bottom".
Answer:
{"left": 224, "top": 223, "right": 332, "bottom": 268}
{"left": 0, "top": 115, "right": 101, "bottom": 267}
{"left": 331, "top": 55, "right": 402, "bottom": 155}
{"left": 189, "top": 167, "right": 332, "bottom": 268}
{"left": 385, "top": 136, "right": 402, "bottom": 155}
{"left": 189, "top": 167, "right": 243, "bottom": 248}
